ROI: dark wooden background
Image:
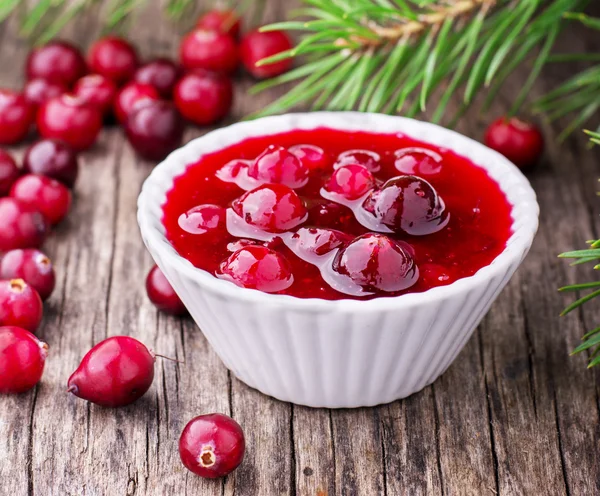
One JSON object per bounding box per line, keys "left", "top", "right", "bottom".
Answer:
{"left": 1, "top": 1, "right": 600, "bottom": 495}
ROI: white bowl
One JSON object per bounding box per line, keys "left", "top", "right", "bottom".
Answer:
{"left": 137, "top": 112, "right": 539, "bottom": 408}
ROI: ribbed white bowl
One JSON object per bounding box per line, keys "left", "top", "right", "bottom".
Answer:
{"left": 137, "top": 112, "right": 539, "bottom": 408}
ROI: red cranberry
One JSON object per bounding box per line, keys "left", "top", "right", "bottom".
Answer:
{"left": 232, "top": 184, "right": 307, "bottom": 233}
{"left": 0, "top": 279, "right": 43, "bottom": 332}
{"left": 394, "top": 147, "right": 443, "bottom": 176}
{"left": 248, "top": 145, "right": 309, "bottom": 189}
{"left": 332, "top": 234, "right": 418, "bottom": 294}
{"left": 23, "top": 139, "right": 79, "bottom": 188}
{"left": 335, "top": 149, "right": 380, "bottom": 172}
{"left": 114, "top": 82, "right": 160, "bottom": 124}
{"left": 289, "top": 227, "right": 352, "bottom": 257}
{"left": 37, "top": 95, "right": 103, "bottom": 151}
{"left": 218, "top": 245, "right": 293, "bottom": 292}
{"left": 326, "top": 164, "right": 375, "bottom": 200}
{"left": 180, "top": 413, "right": 245, "bottom": 478}
{"left": 196, "top": 9, "right": 241, "bottom": 39}
{"left": 484, "top": 117, "right": 544, "bottom": 169}
{"left": 73, "top": 74, "right": 117, "bottom": 115}
{"left": 362, "top": 175, "right": 449, "bottom": 236}
{"left": 23, "top": 78, "right": 67, "bottom": 108}
{"left": 0, "top": 150, "right": 20, "bottom": 196}
{"left": 0, "top": 326, "right": 48, "bottom": 394}
{"left": 10, "top": 174, "right": 72, "bottom": 225}
{"left": 87, "top": 37, "right": 139, "bottom": 86}
{"left": 289, "top": 144, "right": 329, "bottom": 171}
{"left": 124, "top": 100, "right": 184, "bottom": 161}
{"left": 133, "top": 58, "right": 180, "bottom": 98}
{"left": 180, "top": 29, "right": 239, "bottom": 75}
{"left": 146, "top": 265, "right": 186, "bottom": 315}
{"left": 26, "top": 41, "right": 86, "bottom": 87}
{"left": 67, "top": 336, "right": 155, "bottom": 407}
{"left": 0, "top": 198, "right": 49, "bottom": 251}
{"left": 240, "top": 29, "right": 293, "bottom": 79}
{"left": 174, "top": 71, "right": 233, "bottom": 126}
{"left": 178, "top": 204, "right": 225, "bottom": 235}
{"left": 0, "top": 250, "right": 55, "bottom": 301}
{"left": 0, "top": 90, "right": 34, "bottom": 145}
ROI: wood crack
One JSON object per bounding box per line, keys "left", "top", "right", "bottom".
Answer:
{"left": 431, "top": 385, "right": 445, "bottom": 496}
{"left": 27, "top": 387, "right": 39, "bottom": 496}
{"left": 520, "top": 301, "right": 538, "bottom": 418}
{"left": 553, "top": 389, "right": 570, "bottom": 496}
{"left": 329, "top": 410, "right": 337, "bottom": 496}
{"left": 289, "top": 405, "right": 297, "bottom": 496}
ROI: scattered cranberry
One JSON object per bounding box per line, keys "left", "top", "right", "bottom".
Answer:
{"left": 179, "top": 413, "right": 245, "bottom": 478}
{"left": 484, "top": 117, "right": 544, "bottom": 170}
{"left": 67, "top": 336, "right": 155, "bottom": 407}
{"left": 240, "top": 29, "right": 293, "bottom": 79}
{"left": 0, "top": 198, "right": 49, "bottom": 251}
{"left": 0, "top": 326, "right": 48, "bottom": 394}
{"left": 87, "top": 37, "right": 139, "bottom": 86}
{"left": 0, "top": 279, "right": 43, "bottom": 333}
{"left": 290, "top": 227, "right": 352, "bottom": 257}
{"left": 394, "top": 147, "right": 443, "bottom": 176}
{"left": 248, "top": 145, "right": 308, "bottom": 189}
{"left": 133, "top": 58, "right": 180, "bottom": 98}
{"left": 23, "top": 78, "right": 67, "bottom": 108}
{"left": 289, "top": 144, "right": 329, "bottom": 171}
{"left": 114, "top": 82, "right": 160, "bottom": 123}
{"left": 73, "top": 74, "right": 118, "bottom": 116}
{"left": 326, "top": 164, "right": 374, "bottom": 200}
{"left": 26, "top": 41, "right": 86, "bottom": 87}
{"left": 178, "top": 204, "right": 225, "bottom": 235}
{"left": 0, "top": 150, "right": 20, "bottom": 196}
{"left": 196, "top": 9, "right": 241, "bottom": 38}
{"left": 0, "top": 250, "right": 55, "bottom": 301}
{"left": 37, "top": 94, "right": 103, "bottom": 151}
{"left": 124, "top": 100, "right": 184, "bottom": 161}
{"left": 335, "top": 149, "right": 380, "bottom": 172}
{"left": 218, "top": 245, "right": 293, "bottom": 292}
{"left": 0, "top": 90, "right": 34, "bottom": 145}
{"left": 146, "top": 265, "right": 186, "bottom": 315}
{"left": 174, "top": 71, "right": 233, "bottom": 126}
{"left": 180, "top": 29, "right": 239, "bottom": 75}
{"left": 23, "top": 139, "right": 79, "bottom": 188}
{"left": 10, "top": 174, "right": 72, "bottom": 225}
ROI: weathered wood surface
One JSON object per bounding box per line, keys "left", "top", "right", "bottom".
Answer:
{"left": 1, "top": 2, "right": 600, "bottom": 495}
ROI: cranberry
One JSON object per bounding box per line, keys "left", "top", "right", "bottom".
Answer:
{"left": 180, "top": 29, "right": 239, "bottom": 75}
{"left": 0, "top": 250, "right": 55, "bottom": 301}
{"left": 484, "top": 117, "right": 544, "bottom": 169}
{"left": 289, "top": 227, "right": 352, "bottom": 257}
{"left": 289, "top": 144, "right": 329, "bottom": 171}
{"left": 37, "top": 94, "right": 103, "bottom": 151}
{"left": 178, "top": 204, "right": 225, "bottom": 235}
{"left": 0, "top": 150, "right": 20, "bottom": 196}
{"left": 174, "top": 71, "right": 233, "bottom": 126}
{"left": 114, "top": 82, "right": 160, "bottom": 123}
{"left": 73, "top": 74, "right": 118, "bottom": 115}
{"left": 218, "top": 245, "right": 293, "bottom": 292}
{"left": 23, "top": 78, "right": 67, "bottom": 108}
{"left": 394, "top": 147, "right": 443, "bottom": 176}
{"left": 196, "top": 9, "right": 241, "bottom": 38}
{"left": 0, "top": 279, "right": 43, "bottom": 332}
{"left": 362, "top": 175, "right": 449, "bottom": 236}
{"left": 23, "top": 139, "right": 79, "bottom": 188}
{"left": 326, "top": 164, "right": 375, "bottom": 200}
{"left": 332, "top": 234, "right": 418, "bottom": 294}
{"left": 248, "top": 145, "right": 309, "bottom": 189}
{"left": 133, "top": 58, "right": 180, "bottom": 98}
{"left": 0, "top": 90, "right": 34, "bottom": 145}
{"left": 232, "top": 184, "right": 307, "bottom": 233}
{"left": 10, "top": 174, "right": 72, "bottom": 225}
{"left": 180, "top": 413, "right": 245, "bottom": 478}
{"left": 334, "top": 149, "right": 380, "bottom": 172}
{"left": 87, "top": 37, "right": 139, "bottom": 86}
{"left": 67, "top": 336, "right": 155, "bottom": 407}
{"left": 240, "top": 29, "right": 293, "bottom": 79}
{"left": 146, "top": 265, "right": 186, "bottom": 315}
{"left": 0, "top": 198, "right": 49, "bottom": 251}
{"left": 124, "top": 100, "right": 184, "bottom": 161}
{"left": 26, "top": 41, "right": 86, "bottom": 87}
{"left": 0, "top": 326, "right": 48, "bottom": 394}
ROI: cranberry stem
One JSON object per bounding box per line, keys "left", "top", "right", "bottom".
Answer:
{"left": 152, "top": 351, "right": 186, "bottom": 364}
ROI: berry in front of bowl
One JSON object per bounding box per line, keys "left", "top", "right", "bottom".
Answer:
{"left": 180, "top": 29, "right": 239, "bottom": 75}
{"left": 146, "top": 265, "right": 186, "bottom": 315}
{"left": 133, "top": 58, "right": 180, "bottom": 98}
{"left": 196, "top": 9, "right": 241, "bottom": 39}
{"left": 87, "top": 36, "right": 139, "bottom": 86}
{"left": 484, "top": 117, "right": 544, "bottom": 170}
{"left": 0, "top": 197, "right": 49, "bottom": 251}
{"left": 10, "top": 174, "right": 72, "bottom": 225}
{"left": 23, "top": 139, "right": 79, "bottom": 188}
{"left": 240, "top": 29, "right": 293, "bottom": 79}
{"left": 114, "top": 82, "right": 160, "bottom": 124}
{"left": 74, "top": 74, "right": 118, "bottom": 116}
{"left": 0, "top": 249, "right": 56, "bottom": 301}
{"left": 0, "top": 279, "right": 43, "bottom": 333}
{"left": 0, "top": 150, "right": 20, "bottom": 196}
{"left": 26, "top": 41, "right": 86, "bottom": 87}
{"left": 0, "top": 326, "right": 48, "bottom": 394}
{"left": 174, "top": 71, "right": 233, "bottom": 126}
{"left": 23, "top": 78, "right": 67, "bottom": 109}
{"left": 0, "top": 89, "right": 35, "bottom": 145}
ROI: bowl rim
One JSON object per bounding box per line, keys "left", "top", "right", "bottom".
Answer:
{"left": 137, "top": 111, "right": 539, "bottom": 312}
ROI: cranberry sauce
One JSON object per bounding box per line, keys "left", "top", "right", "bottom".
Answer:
{"left": 162, "top": 128, "right": 513, "bottom": 300}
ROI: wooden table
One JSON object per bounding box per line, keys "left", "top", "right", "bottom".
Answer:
{"left": 1, "top": 2, "right": 600, "bottom": 495}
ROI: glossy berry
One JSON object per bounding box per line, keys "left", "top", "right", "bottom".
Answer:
{"left": 289, "top": 144, "right": 329, "bottom": 171}
{"left": 290, "top": 227, "right": 352, "bottom": 258}
{"left": 232, "top": 183, "right": 307, "bottom": 233}
{"left": 335, "top": 149, "right": 380, "bottom": 172}
{"left": 180, "top": 413, "right": 245, "bottom": 478}
{"left": 196, "top": 9, "right": 241, "bottom": 38}
{"left": 0, "top": 150, "right": 20, "bottom": 196}
{"left": 37, "top": 94, "right": 103, "bottom": 151}
{"left": 23, "top": 139, "right": 79, "bottom": 188}
{"left": 240, "top": 29, "right": 293, "bottom": 79}
{"left": 10, "top": 174, "right": 72, "bottom": 225}
{"left": 248, "top": 145, "right": 308, "bottom": 189}
{"left": 26, "top": 41, "right": 86, "bottom": 87}
{"left": 67, "top": 336, "right": 155, "bottom": 407}
{"left": 0, "top": 326, "right": 48, "bottom": 394}
{"left": 394, "top": 147, "right": 443, "bottom": 176}
{"left": 219, "top": 245, "right": 293, "bottom": 293}
{"left": 0, "top": 90, "right": 35, "bottom": 145}
{"left": 0, "top": 249, "right": 56, "bottom": 301}
{"left": 73, "top": 74, "right": 118, "bottom": 116}
{"left": 87, "top": 37, "right": 139, "bottom": 86}
{"left": 146, "top": 265, "right": 186, "bottom": 315}
{"left": 0, "top": 279, "right": 43, "bottom": 333}
{"left": 114, "top": 82, "right": 160, "bottom": 123}
{"left": 133, "top": 58, "right": 180, "bottom": 98}
{"left": 180, "top": 29, "right": 239, "bottom": 75}
{"left": 125, "top": 100, "right": 184, "bottom": 161}
{"left": 174, "top": 71, "right": 233, "bottom": 126}
{"left": 326, "top": 164, "right": 374, "bottom": 200}
{"left": 178, "top": 204, "right": 226, "bottom": 235}
{"left": 0, "top": 198, "right": 49, "bottom": 251}
{"left": 23, "top": 78, "right": 67, "bottom": 108}
{"left": 484, "top": 117, "right": 544, "bottom": 170}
